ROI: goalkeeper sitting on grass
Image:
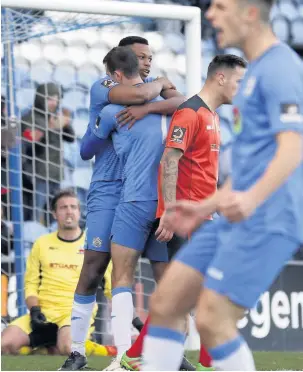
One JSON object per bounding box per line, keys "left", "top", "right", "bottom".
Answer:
{"left": 1, "top": 189, "right": 111, "bottom": 356}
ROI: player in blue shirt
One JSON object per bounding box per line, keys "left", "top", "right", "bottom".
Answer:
{"left": 90, "top": 46, "right": 171, "bottom": 366}
{"left": 60, "top": 37, "right": 185, "bottom": 371}
{"left": 142, "top": 1, "right": 303, "bottom": 371}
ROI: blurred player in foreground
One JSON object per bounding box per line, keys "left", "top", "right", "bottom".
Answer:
{"left": 1, "top": 189, "right": 104, "bottom": 356}
{"left": 123, "top": 54, "right": 246, "bottom": 372}
{"left": 60, "top": 36, "right": 185, "bottom": 371}
{"left": 143, "top": 0, "right": 303, "bottom": 370}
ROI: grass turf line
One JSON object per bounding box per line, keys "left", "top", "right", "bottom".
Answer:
{"left": 2, "top": 351, "right": 303, "bottom": 371}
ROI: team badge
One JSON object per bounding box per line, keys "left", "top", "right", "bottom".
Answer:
{"left": 93, "top": 237, "right": 102, "bottom": 248}
{"left": 77, "top": 247, "right": 85, "bottom": 254}
{"left": 101, "top": 79, "right": 115, "bottom": 88}
{"left": 170, "top": 126, "right": 186, "bottom": 144}
{"left": 280, "top": 103, "right": 303, "bottom": 123}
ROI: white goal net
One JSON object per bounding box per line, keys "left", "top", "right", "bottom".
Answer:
{"left": 1, "top": 0, "right": 202, "bottom": 348}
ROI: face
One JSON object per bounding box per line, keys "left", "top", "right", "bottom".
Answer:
{"left": 219, "top": 66, "right": 246, "bottom": 104}
{"left": 47, "top": 94, "right": 59, "bottom": 113}
{"left": 53, "top": 196, "right": 80, "bottom": 230}
{"left": 206, "top": 0, "right": 253, "bottom": 49}
{"left": 129, "top": 43, "right": 152, "bottom": 80}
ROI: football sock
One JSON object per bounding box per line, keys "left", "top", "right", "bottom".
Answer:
{"left": 132, "top": 316, "right": 144, "bottom": 332}
{"left": 71, "top": 293, "right": 96, "bottom": 356}
{"left": 209, "top": 335, "right": 255, "bottom": 371}
{"left": 111, "top": 287, "right": 133, "bottom": 359}
{"left": 199, "top": 344, "right": 212, "bottom": 367}
{"left": 127, "top": 316, "right": 150, "bottom": 358}
{"left": 143, "top": 325, "right": 185, "bottom": 371}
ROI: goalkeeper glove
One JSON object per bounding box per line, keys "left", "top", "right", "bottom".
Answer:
{"left": 30, "top": 306, "right": 46, "bottom": 331}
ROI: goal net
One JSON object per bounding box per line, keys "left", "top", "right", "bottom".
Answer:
{"left": 1, "top": 0, "right": 201, "bottom": 349}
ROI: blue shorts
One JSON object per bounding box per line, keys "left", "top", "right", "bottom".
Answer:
{"left": 87, "top": 180, "right": 122, "bottom": 213}
{"left": 85, "top": 180, "right": 121, "bottom": 252}
{"left": 175, "top": 218, "right": 299, "bottom": 309}
{"left": 111, "top": 201, "right": 168, "bottom": 262}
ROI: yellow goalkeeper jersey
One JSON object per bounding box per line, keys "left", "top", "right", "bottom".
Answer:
{"left": 25, "top": 231, "right": 88, "bottom": 310}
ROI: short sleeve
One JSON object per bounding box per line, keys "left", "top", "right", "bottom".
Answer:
{"left": 261, "top": 58, "right": 303, "bottom": 134}
{"left": 165, "top": 109, "right": 199, "bottom": 153}
{"left": 93, "top": 106, "right": 116, "bottom": 139}
{"left": 144, "top": 76, "right": 155, "bottom": 83}
{"left": 89, "top": 78, "right": 119, "bottom": 111}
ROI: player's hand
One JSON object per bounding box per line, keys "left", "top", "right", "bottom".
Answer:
{"left": 155, "top": 214, "right": 174, "bottom": 242}
{"left": 163, "top": 199, "right": 216, "bottom": 237}
{"left": 116, "top": 105, "right": 149, "bottom": 129}
{"left": 218, "top": 191, "right": 257, "bottom": 222}
{"left": 30, "top": 306, "right": 47, "bottom": 331}
{"left": 156, "top": 77, "right": 176, "bottom": 91}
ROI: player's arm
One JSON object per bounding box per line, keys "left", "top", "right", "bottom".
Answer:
{"left": 80, "top": 125, "right": 103, "bottom": 160}
{"left": 117, "top": 90, "right": 186, "bottom": 128}
{"left": 80, "top": 107, "right": 117, "bottom": 161}
{"left": 219, "top": 61, "right": 303, "bottom": 222}
{"left": 24, "top": 240, "right": 41, "bottom": 309}
{"left": 109, "top": 77, "right": 174, "bottom": 105}
{"left": 247, "top": 131, "right": 302, "bottom": 207}
{"left": 161, "top": 148, "right": 183, "bottom": 205}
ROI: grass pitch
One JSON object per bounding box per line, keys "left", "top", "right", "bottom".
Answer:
{"left": 2, "top": 351, "right": 303, "bottom": 371}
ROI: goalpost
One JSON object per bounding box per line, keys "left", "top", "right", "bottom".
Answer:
{"left": 1, "top": 0, "right": 201, "bottom": 347}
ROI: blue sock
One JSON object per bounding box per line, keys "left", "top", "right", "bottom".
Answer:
{"left": 143, "top": 325, "right": 185, "bottom": 371}
{"left": 71, "top": 293, "right": 96, "bottom": 355}
{"left": 209, "top": 335, "right": 255, "bottom": 371}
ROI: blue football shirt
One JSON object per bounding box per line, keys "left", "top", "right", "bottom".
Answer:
{"left": 82, "top": 76, "right": 123, "bottom": 182}
{"left": 232, "top": 43, "right": 303, "bottom": 242}
{"left": 93, "top": 97, "right": 171, "bottom": 201}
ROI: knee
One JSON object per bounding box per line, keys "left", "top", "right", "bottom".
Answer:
{"left": 1, "top": 339, "right": 18, "bottom": 355}
{"left": 196, "top": 297, "right": 226, "bottom": 340}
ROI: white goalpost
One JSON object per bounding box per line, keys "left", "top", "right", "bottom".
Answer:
{"left": 2, "top": 0, "right": 202, "bottom": 97}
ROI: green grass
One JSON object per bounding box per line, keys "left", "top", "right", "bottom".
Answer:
{"left": 2, "top": 351, "right": 303, "bottom": 371}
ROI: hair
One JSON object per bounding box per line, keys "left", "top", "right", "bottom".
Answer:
{"left": 118, "top": 36, "right": 149, "bottom": 47}
{"left": 103, "top": 46, "right": 139, "bottom": 78}
{"left": 207, "top": 54, "right": 247, "bottom": 78}
{"left": 51, "top": 188, "right": 79, "bottom": 211}
{"left": 242, "top": 0, "right": 274, "bottom": 22}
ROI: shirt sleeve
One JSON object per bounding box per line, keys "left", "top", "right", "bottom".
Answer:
{"left": 93, "top": 106, "right": 117, "bottom": 139}
{"left": 90, "top": 78, "right": 118, "bottom": 108}
{"left": 261, "top": 58, "right": 303, "bottom": 134}
{"left": 24, "top": 240, "right": 41, "bottom": 299}
{"left": 165, "top": 108, "right": 199, "bottom": 152}
{"left": 144, "top": 76, "right": 155, "bottom": 83}
{"left": 80, "top": 125, "right": 106, "bottom": 160}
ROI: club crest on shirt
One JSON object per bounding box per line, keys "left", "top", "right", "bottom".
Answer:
{"left": 243, "top": 76, "right": 256, "bottom": 97}
{"left": 280, "top": 103, "right": 303, "bottom": 123}
{"left": 170, "top": 126, "right": 186, "bottom": 144}
{"left": 77, "top": 247, "right": 85, "bottom": 254}
{"left": 101, "top": 79, "right": 115, "bottom": 89}
{"left": 93, "top": 237, "right": 102, "bottom": 248}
